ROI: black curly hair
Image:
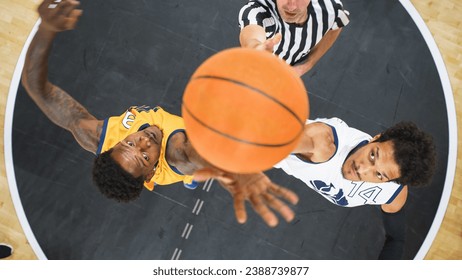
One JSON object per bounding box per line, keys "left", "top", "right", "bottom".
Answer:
{"left": 92, "top": 148, "right": 144, "bottom": 202}
{"left": 374, "top": 121, "right": 437, "bottom": 187}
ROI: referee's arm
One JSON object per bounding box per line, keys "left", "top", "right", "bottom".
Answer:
{"left": 240, "top": 24, "right": 282, "bottom": 53}
{"left": 292, "top": 28, "right": 343, "bottom": 76}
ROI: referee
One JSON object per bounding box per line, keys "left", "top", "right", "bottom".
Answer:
{"left": 239, "top": 0, "right": 350, "bottom": 76}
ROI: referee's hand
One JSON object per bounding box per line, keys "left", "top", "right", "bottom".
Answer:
{"left": 255, "top": 33, "right": 282, "bottom": 53}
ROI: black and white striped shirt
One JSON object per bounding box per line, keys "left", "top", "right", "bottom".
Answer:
{"left": 239, "top": 0, "right": 350, "bottom": 65}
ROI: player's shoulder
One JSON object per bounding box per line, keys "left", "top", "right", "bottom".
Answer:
{"left": 310, "top": 117, "right": 348, "bottom": 128}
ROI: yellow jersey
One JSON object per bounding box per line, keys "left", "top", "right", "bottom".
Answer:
{"left": 96, "top": 105, "right": 194, "bottom": 190}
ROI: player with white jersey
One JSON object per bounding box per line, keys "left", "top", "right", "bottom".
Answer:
{"left": 275, "top": 118, "right": 404, "bottom": 207}
{"left": 275, "top": 117, "right": 436, "bottom": 259}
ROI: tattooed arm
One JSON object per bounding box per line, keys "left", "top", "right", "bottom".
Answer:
{"left": 22, "top": 0, "right": 102, "bottom": 153}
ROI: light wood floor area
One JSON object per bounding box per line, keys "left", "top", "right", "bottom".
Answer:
{"left": 0, "top": 0, "right": 460, "bottom": 260}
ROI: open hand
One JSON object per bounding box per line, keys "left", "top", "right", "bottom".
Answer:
{"left": 194, "top": 168, "right": 299, "bottom": 227}
{"left": 38, "top": 0, "right": 82, "bottom": 32}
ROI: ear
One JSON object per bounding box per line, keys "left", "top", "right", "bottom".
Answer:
{"left": 371, "top": 133, "right": 381, "bottom": 142}
{"left": 145, "top": 169, "right": 155, "bottom": 182}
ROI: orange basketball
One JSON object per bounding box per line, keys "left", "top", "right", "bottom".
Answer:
{"left": 182, "top": 48, "right": 309, "bottom": 173}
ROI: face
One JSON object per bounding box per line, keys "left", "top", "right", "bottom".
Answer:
{"left": 276, "top": 0, "right": 311, "bottom": 23}
{"left": 111, "top": 126, "right": 163, "bottom": 181}
{"left": 341, "top": 140, "right": 401, "bottom": 183}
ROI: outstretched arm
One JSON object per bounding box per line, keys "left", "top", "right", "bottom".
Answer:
{"left": 239, "top": 25, "right": 282, "bottom": 53}
{"left": 194, "top": 168, "right": 298, "bottom": 227}
{"left": 180, "top": 137, "right": 299, "bottom": 228}
{"left": 292, "top": 28, "right": 342, "bottom": 76}
{"left": 292, "top": 122, "right": 337, "bottom": 163}
{"left": 21, "top": 0, "right": 102, "bottom": 153}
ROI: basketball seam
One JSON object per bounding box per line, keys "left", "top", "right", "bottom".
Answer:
{"left": 182, "top": 103, "right": 303, "bottom": 148}
{"left": 193, "top": 75, "right": 305, "bottom": 125}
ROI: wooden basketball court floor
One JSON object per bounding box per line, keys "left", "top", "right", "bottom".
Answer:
{"left": 0, "top": 0, "right": 461, "bottom": 259}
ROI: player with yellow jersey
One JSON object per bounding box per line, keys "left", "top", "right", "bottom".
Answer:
{"left": 96, "top": 105, "right": 197, "bottom": 190}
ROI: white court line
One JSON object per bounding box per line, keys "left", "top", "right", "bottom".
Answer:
{"left": 4, "top": 2, "right": 456, "bottom": 261}
{"left": 191, "top": 199, "right": 201, "bottom": 214}
{"left": 174, "top": 249, "right": 182, "bottom": 260}
{"left": 201, "top": 179, "right": 209, "bottom": 190}
{"left": 181, "top": 223, "right": 191, "bottom": 238}
{"left": 202, "top": 179, "right": 213, "bottom": 192}
{"left": 206, "top": 179, "right": 214, "bottom": 192}
{"left": 399, "top": 0, "right": 457, "bottom": 260}
{"left": 171, "top": 248, "right": 182, "bottom": 260}
{"left": 185, "top": 224, "right": 194, "bottom": 240}
{"left": 4, "top": 20, "right": 46, "bottom": 260}
{"left": 194, "top": 200, "right": 205, "bottom": 215}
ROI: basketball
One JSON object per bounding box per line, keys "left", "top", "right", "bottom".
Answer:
{"left": 182, "top": 48, "right": 309, "bottom": 173}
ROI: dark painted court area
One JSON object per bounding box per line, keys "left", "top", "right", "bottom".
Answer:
{"left": 12, "top": 0, "right": 449, "bottom": 259}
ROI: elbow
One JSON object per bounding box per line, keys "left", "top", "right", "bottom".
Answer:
{"left": 381, "top": 186, "right": 408, "bottom": 213}
{"left": 21, "top": 66, "right": 49, "bottom": 97}
{"left": 21, "top": 68, "right": 30, "bottom": 92}
{"left": 381, "top": 197, "right": 406, "bottom": 214}
{"left": 21, "top": 66, "right": 35, "bottom": 94}
{"left": 381, "top": 203, "right": 402, "bottom": 214}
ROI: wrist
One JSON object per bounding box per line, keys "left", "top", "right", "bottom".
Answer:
{"left": 38, "top": 22, "right": 61, "bottom": 35}
{"left": 301, "top": 60, "right": 313, "bottom": 72}
{"left": 243, "top": 39, "right": 264, "bottom": 49}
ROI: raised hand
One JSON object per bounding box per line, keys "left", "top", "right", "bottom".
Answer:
{"left": 255, "top": 33, "right": 282, "bottom": 53}
{"left": 38, "top": 0, "right": 82, "bottom": 32}
{"left": 194, "top": 168, "right": 299, "bottom": 227}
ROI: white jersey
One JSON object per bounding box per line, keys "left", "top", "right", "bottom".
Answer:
{"left": 275, "top": 118, "right": 403, "bottom": 207}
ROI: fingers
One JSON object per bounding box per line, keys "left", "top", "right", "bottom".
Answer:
{"left": 216, "top": 172, "right": 298, "bottom": 227}
{"left": 262, "top": 33, "right": 282, "bottom": 52}
{"left": 269, "top": 184, "right": 299, "bottom": 205}
{"left": 247, "top": 181, "right": 298, "bottom": 225}
{"left": 57, "top": 0, "right": 81, "bottom": 30}
{"left": 233, "top": 191, "right": 247, "bottom": 224}
{"left": 269, "top": 33, "right": 282, "bottom": 46}
{"left": 38, "top": 0, "right": 82, "bottom": 32}
{"left": 38, "top": 0, "right": 59, "bottom": 15}
{"left": 249, "top": 194, "right": 278, "bottom": 227}
{"left": 40, "top": 0, "right": 79, "bottom": 15}
{"left": 57, "top": 0, "right": 80, "bottom": 17}
{"left": 262, "top": 193, "right": 295, "bottom": 222}
{"left": 67, "top": 9, "right": 83, "bottom": 29}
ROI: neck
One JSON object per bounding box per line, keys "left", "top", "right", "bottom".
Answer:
{"left": 165, "top": 132, "right": 206, "bottom": 175}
